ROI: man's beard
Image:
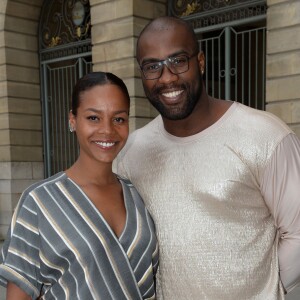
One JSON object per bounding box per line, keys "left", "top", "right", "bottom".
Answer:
{"left": 144, "top": 81, "right": 202, "bottom": 121}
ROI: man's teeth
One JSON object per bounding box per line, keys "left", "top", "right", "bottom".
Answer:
{"left": 95, "top": 142, "right": 115, "bottom": 147}
{"left": 162, "top": 90, "right": 183, "bottom": 98}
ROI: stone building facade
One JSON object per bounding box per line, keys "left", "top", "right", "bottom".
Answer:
{"left": 0, "top": 0, "right": 299, "bottom": 238}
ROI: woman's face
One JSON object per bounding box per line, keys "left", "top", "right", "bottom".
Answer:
{"left": 69, "top": 84, "right": 129, "bottom": 165}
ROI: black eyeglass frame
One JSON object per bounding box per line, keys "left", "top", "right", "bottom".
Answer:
{"left": 139, "top": 51, "right": 199, "bottom": 80}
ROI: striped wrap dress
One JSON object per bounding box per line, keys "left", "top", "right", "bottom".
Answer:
{"left": 0, "top": 172, "right": 159, "bottom": 299}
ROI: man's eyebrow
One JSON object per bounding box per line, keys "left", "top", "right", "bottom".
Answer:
{"left": 141, "top": 51, "right": 189, "bottom": 65}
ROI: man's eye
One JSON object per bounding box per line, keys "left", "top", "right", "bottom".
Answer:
{"left": 114, "top": 117, "right": 128, "bottom": 124}
{"left": 171, "top": 56, "right": 187, "bottom": 66}
{"left": 143, "top": 63, "right": 161, "bottom": 72}
{"left": 114, "top": 117, "right": 124, "bottom": 123}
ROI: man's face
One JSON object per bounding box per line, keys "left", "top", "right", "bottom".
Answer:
{"left": 137, "top": 25, "right": 203, "bottom": 120}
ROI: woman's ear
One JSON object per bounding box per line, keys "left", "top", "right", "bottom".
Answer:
{"left": 68, "top": 110, "right": 76, "bottom": 132}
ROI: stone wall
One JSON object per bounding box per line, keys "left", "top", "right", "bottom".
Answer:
{"left": 266, "top": 0, "right": 300, "bottom": 137}
{"left": 0, "top": 0, "right": 43, "bottom": 238}
{"left": 90, "top": 0, "right": 167, "bottom": 132}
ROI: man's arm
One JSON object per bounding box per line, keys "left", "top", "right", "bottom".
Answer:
{"left": 261, "top": 133, "right": 300, "bottom": 293}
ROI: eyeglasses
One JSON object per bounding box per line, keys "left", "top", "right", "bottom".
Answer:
{"left": 140, "top": 52, "right": 198, "bottom": 80}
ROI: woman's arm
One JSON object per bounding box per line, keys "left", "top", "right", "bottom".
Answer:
{"left": 6, "top": 282, "right": 31, "bottom": 300}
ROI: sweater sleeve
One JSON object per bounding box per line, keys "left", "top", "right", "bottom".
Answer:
{"left": 0, "top": 191, "right": 42, "bottom": 299}
{"left": 261, "top": 133, "right": 300, "bottom": 293}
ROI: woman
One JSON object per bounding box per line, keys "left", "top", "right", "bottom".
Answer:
{"left": 0, "top": 72, "right": 159, "bottom": 299}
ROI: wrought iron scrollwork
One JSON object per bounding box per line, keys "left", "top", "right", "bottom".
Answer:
{"left": 169, "top": 0, "right": 267, "bottom": 29}
{"left": 39, "top": 0, "right": 91, "bottom": 50}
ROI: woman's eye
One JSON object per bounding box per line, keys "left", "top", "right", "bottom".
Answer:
{"left": 87, "top": 116, "right": 98, "bottom": 121}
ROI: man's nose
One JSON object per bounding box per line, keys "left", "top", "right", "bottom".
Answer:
{"left": 158, "top": 62, "right": 178, "bottom": 83}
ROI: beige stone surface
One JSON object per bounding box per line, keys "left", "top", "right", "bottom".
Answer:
{"left": 5, "top": 48, "right": 39, "bottom": 68}
{"left": 5, "top": 15, "right": 38, "bottom": 35}
{"left": 291, "top": 100, "right": 300, "bottom": 123}
{"left": 267, "top": 0, "right": 290, "bottom": 5}
{"left": 0, "top": 146, "right": 11, "bottom": 161}
{"left": 32, "top": 162, "right": 44, "bottom": 179}
{"left": 9, "top": 114, "right": 41, "bottom": 131}
{"left": 93, "top": 37, "right": 135, "bottom": 61}
{"left": 131, "top": 96, "right": 158, "bottom": 118}
{"left": 266, "top": 75, "right": 300, "bottom": 102}
{"left": 0, "top": 162, "right": 32, "bottom": 179}
{"left": 7, "top": 81, "right": 40, "bottom": 99}
{"left": 5, "top": 1, "right": 41, "bottom": 20}
{"left": 10, "top": 145, "right": 43, "bottom": 162}
{"left": 266, "top": 101, "right": 293, "bottom": 124}
{"left": 14, "top": 0, "right": 41, "bottom": 6}
{"left": 0, "top": 113, "right": 9, "bottom": 129}
{"left": 0, "top": 179, "right": 11, "bottom": 194}
{"left": 10, "top": 178, "right": 39, "bottom": 194}
{"left": 0, "top": 194, "right": 14, "bottom": 212}
{"left": 10, "top": 130, "right": 42, "bottom": 146}
{"left": 0, "top": 81, "right": 8, "bottom": 98}
{"left": 6, "top": 65, "right": 39, "bottom": 84}
{"left": 89, "top": 0, "right": 111, "bottom": 5}
{"left": 0, "top": 65, "right": 7, "bottom": 81}
{"left": 0, "top": 98, "right": 8, "bottom": 113}
{"left": 267, "top": 52, "right": 300, "bottom": 78}
{"left": 4, "top": 31, "right": 37, "bottom": 51}
{"left": 130, "top": 116, "right": 153, "bottom": 131}
{"left": 92, "top": 18, "right": 134, "bottom": 43}
{"left": 7, "top": 98, "right": 41, "bottom": 114}
{"left": 0, "top": 1, "right": 7, "bottom": 14}
{"left": 92, "top": 57, "right": 136, "bottom": 79}
{"left": 133, "top": 16, "right": 151, "bottom": 37}
{"left": 267, "top": 1, "right": 300, "bottom": 30}
{"left": 0, "top": 48, "right": 6, "bottom": 65}
{"left": 267, "top": 27, "right": 300, "bottom": 54}
{"left": 0, "top": 130, "right": 9, "bottom": 145}
{"left": 91, "top": 0, "right": 133, "bottom": 23}
{"left": 133, "top": 0, "right": 166, "bottom": 19}
{"left": 292, "top": 124, "right": 300, "bottom": 138}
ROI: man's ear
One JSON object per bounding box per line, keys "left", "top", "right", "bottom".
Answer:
{"left": 198, "top": 51, "right": 205, "bottom": 75}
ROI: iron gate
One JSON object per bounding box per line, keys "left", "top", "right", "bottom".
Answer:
{"left": 39, "top": 0, "right": 92, "bottom": 177}
{"left": 200, "top": 25, "right": 266, "bottom": 110}
{"left": 169, "top": 0, "right": 267, "bottom": 110}
{"left": 41, "top": 56, "right": 92, "bottom": 176}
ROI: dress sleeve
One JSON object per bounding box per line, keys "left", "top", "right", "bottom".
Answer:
{"left": 260, "top": 133, "right": 300, "bottom": 293}
{"left": 0, "top": 191, "right": 42, "bottom": 299}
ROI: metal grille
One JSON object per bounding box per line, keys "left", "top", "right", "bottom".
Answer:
{"left": 39, "top": 0, "right": 92, "bottom": 177}
{"left": 199, "top": 25, "right": 266, "bottom": 109}
{"left": 41, "top": 58, "right": 92, "bottom": 176}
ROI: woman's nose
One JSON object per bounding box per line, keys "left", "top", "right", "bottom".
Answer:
{"left": 98, "top": 119, "right": 114, "bottom": 134}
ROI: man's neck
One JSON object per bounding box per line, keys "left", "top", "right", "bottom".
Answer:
{"left": 162, "top": 96, "right": 232, "bottom": 137}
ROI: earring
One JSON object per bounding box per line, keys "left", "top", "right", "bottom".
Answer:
{"left": 201, "top": 69, "right": 204, "bottom": 75}
{"left": 68, "top": 120, "right": 74, "bottom": 133}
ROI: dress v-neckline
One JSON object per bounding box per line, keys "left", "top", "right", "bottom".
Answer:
{"left": 63, "top": 172, "right": 129, "bottom": 240}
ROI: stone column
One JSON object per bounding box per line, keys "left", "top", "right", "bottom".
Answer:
{"left": 90, "top": 0, "right": 167, "bottom": 132}
{"left": 0, "top": 0, "right": 43, "bottom": 239}
{"left": 266, "top": 0, "right": 300, "bottom": 138}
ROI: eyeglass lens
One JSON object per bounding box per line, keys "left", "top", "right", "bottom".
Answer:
{"left": 141, "top": 55, "right": 190, "bottom": 79}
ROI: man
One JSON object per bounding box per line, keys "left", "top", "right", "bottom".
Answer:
{"left": 115, "top": 16, "right": 300, "bottom": 299}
